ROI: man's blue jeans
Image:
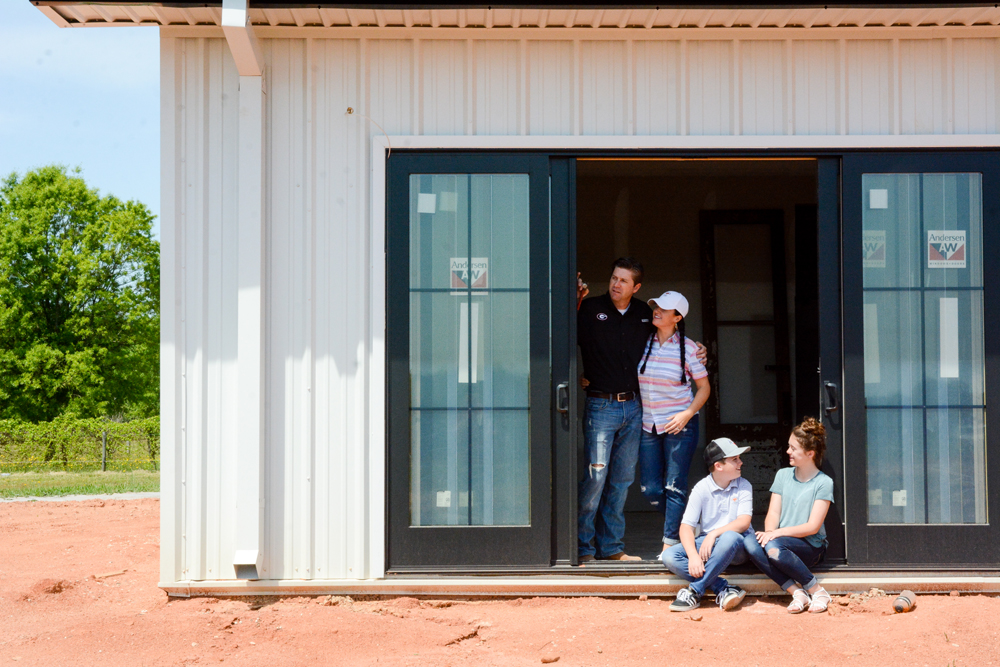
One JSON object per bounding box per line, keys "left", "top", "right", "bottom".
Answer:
{"left": 661, "top": 531, "right": 749, "bottom": 598}
{"left": 743, "top": 533, "right": 825, "bottom": 591}
{"left": 637, "top": 414, "right": 700, "bottom": 545}
{"left": 577, "top": 396, "right": 642, "bottom": 558}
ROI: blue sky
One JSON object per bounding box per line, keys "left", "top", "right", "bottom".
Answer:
{"left": 1, "top": 2, "right": 160, "bottom": 237}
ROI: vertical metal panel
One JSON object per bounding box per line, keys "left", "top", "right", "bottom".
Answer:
{"left": 311, "top": 37, "right": 364, "bottom": 580}
{"left": 793, "top": 40, "right": 839, "bottom": 135}
{"left": 159, "top": 35, "right": 181, "bottom": 586}
{"left": 953, "top": 38, "right": 999, "bottom": 134}
{"left": 741, "top": 40, "right": 785, "bottom": 135}
{"left": 161, "top": 31, "right": 1000, "bottom": 586}
{"left": 421, "top": 40, "right": 467, "bottom": 134}
{"left": 634, "top": 40, "right": 681, "bottom": 135}
{"left": 846, "top": 40, "right": 892, "bottom": 134}
{"left": 687, "top": 40, "right": 733, "bottom": 135}
{"left": 580, "top": 40, "right": 627, "bottom": 134}
{"left": 527, "top": 40, "right": 574, "bottom": 135}
{"left": 368, "top": 40, "right": 414, "bottom": 135}
{"left": 266, "top": 37, "right": 314, "bottom": 581}
{"left": 900, "top": 40, "right": 947, "bottom": 134}
{"left": 474, "top": 40, "right": 520, "bottom": 135}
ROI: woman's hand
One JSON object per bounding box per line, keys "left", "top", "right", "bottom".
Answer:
{"left": 663, "top": 409, "right": 694, "bottom": 434}
{"left": 579, "top": 376, "right": 590, "bottom": 389}
{"left": 756, "top": 529, "right": 781, "bottom": 547}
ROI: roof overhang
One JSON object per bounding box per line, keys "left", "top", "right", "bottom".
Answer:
{"left": 32, "top": 2, "right": 1000, "bottom": 30}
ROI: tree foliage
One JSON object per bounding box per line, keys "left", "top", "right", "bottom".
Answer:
{"left": 0, "top": 166, "right": 159, "bottom": 421}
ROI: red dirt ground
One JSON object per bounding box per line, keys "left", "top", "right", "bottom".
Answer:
{"left": 2, "top": 499, "right": 999, "bottom": 666}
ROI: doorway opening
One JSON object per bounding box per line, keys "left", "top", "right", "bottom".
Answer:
{"left": 576, "top": 158, "right": 820, "bottom": 562}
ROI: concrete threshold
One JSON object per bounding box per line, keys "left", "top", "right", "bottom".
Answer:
{"left": 161, "top": 572, "right": 1000, "bottom": 598}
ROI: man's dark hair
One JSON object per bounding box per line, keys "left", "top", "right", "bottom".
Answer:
{"left": 612, "top": 257, "right": 643, "bottom": 285}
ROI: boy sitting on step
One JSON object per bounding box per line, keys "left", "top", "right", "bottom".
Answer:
{"left": 662, "top": 437, "right": 753, "bottom": 612}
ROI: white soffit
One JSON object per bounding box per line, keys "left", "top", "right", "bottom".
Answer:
{"left": 35, "top": 5, "right": 1000, "bottom": 30}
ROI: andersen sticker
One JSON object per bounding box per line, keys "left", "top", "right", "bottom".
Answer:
{"left": 450, "top": 257, "right": 489, "bottom": 290}
{"left": 927, "top": 230, "right": 967, "bottom": 269}
{"left": 863, "top": 230, "right": 886, "bottom": 268}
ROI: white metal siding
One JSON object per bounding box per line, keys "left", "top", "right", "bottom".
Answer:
{"left": 161, "top": 30, "right": 1000, "bottom": 585}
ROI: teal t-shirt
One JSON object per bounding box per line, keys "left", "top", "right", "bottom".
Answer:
{"left": 770, "top": 467, "right": 835, "bottom": 549}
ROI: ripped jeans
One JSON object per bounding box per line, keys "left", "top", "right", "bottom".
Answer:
{"left": 743, "top": 534, "right": 825, "bottom": 592}
{"left": 637, "top": 414, "right": 700, "bottom": 545}
{"left": 577, "top": 396, "right": 642, "bottom": 559}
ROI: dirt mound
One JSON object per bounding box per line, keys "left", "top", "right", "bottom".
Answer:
{"left": 19, "top": 578, "right": 72, "bottom": 600}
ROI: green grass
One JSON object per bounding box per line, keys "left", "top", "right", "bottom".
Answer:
{"left": 0, "top": 470, "right": 160, "bottom": 498}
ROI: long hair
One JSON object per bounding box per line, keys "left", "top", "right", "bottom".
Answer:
{"left": 639, "top": 313, "right": 687, "bottom": 384}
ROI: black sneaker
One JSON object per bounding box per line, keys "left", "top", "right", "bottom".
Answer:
{"left": 670, "top": 587, "right": 701, "bottom": 612}
{"left": 716, "top": 585, "right": 746, "bottom": 611}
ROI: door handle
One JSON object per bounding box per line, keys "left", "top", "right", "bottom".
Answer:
{"left": 824, "top": 381, "right": 840, "bottom": 415}
{"left": 556, "top": 382, "right": 569, "bottom": 414}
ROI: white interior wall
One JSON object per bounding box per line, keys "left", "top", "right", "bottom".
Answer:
{"left": 160, "top": 27, "right": 1000, "bottom": 586}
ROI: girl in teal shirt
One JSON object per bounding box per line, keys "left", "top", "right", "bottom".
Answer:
{"left": 744, "top": 418, "right": 835, "bottom": 613}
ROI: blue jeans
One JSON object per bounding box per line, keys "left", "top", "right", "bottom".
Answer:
{"left": 744, "top": 534, "right": 826, "bottom": 591}
{"left": 637, "top": 414, "right": 700, "bottom": 545}
{"left": 661, "top": 531, "right": 749, "bottom": 598}
{"left": 578, "top": 396, "right": 642, "bottom": 558}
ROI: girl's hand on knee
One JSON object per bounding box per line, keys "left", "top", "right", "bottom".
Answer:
{"left": 756, "top": 530, "right": 776, "bottom": 547}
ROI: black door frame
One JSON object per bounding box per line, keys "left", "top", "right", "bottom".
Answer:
{"left": 386, "top": 147, "right": 1000, "bottom": 573}
{"left": 842, "top": 151, "right": 1000, "bottom": 566}
{"left": 385, "top": 152, "right": 557, "bottom": 570}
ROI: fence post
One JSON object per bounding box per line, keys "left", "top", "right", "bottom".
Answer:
{"left": 102, "top": 431, "right": 107, "bottom": 472}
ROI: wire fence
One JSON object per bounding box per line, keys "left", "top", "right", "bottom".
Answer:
{"left": 0, "top": 417, "right": 159, "bottom": 472}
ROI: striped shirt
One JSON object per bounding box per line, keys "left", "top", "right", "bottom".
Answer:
{"left": 637, "top": 332, "right": 708, "bottom": 434}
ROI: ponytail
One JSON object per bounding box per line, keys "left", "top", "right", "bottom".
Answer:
{"left": 677, "top": 316, "right": 687, "bottom": 384}
{"left": 639, "top": 332, "right": 655, "bottom": 375}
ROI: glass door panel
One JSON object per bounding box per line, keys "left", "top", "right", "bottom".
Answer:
{"left": 861, "top": 173, "right": 985, "bottom": 526}
{"left": 387, "top": 153, "right": 554, "bottom": 569}
{"left": 408, "top": 174, "right": 532, "bottom": 527}
{"left": 844, "top": 152, "right": 1000, "bottom": 565}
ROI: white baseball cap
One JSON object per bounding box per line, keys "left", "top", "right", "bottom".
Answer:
{"left": 647, "top": 291, "right": 689, "bottom": 319}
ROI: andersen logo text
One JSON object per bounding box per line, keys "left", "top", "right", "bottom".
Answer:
{"left": 927, "top": 230, "right": 967, "bottom": 269}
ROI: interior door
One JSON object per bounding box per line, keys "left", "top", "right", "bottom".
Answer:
{"left": 699, "top": 209, "right": 793, "bottom": 518}
{"left": 386, "top": 153, "right": 555, "bottom": 569}
{"left": 843, "top": 152, "right": 1000, "bottom": 565}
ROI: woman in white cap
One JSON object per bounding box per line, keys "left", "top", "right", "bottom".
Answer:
{"left": 637, "top": 291, "right": 711, "bottom": 553}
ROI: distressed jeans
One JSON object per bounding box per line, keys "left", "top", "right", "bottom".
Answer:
{"left": 661, "top": 531, "right": 749, "bottom": 598}
{"left": 637, "top": 414, "right": 700, "bottom": 545}
{"left": 744, "top": 534, "right": 826, "bottom": 592}
{"left": 577, "top": 396, "right": 642, "bottom": 559}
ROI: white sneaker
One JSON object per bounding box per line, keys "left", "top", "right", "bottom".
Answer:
{"left": 716, "top": 585, "right": 746, "bottom": 611}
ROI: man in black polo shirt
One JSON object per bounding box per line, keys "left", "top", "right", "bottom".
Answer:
{"left": 576, "top": 257, "right": 706, "bottom": 563}
{"left": 576, "top": 257, "right": 653, "bottom": 562}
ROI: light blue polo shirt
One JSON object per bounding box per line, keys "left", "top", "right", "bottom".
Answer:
{"left": 681, "top": 474, "right": 754, "bottom": 537}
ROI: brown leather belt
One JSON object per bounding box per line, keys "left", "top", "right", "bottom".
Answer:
{"left": 586, "top": 390, "right": 636, "bottom": 402}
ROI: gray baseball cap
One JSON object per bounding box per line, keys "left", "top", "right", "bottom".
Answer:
{"left": 704, "top": 437, "right": 750, "bottom": 468}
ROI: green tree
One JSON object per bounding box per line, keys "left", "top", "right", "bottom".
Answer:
{"left": 0, "top": 166, "right": 159, "bottom": 421}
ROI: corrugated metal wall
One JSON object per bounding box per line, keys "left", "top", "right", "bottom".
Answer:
{"left": 160, "top": 31, "right": 1000, "bottom": 584}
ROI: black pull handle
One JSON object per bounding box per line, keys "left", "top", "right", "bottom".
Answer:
{"left": 556, "top": 382, "right": 569, "bottom": 414}
{"left": 824, "top": 381, "right": 840, "bottom": 415}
